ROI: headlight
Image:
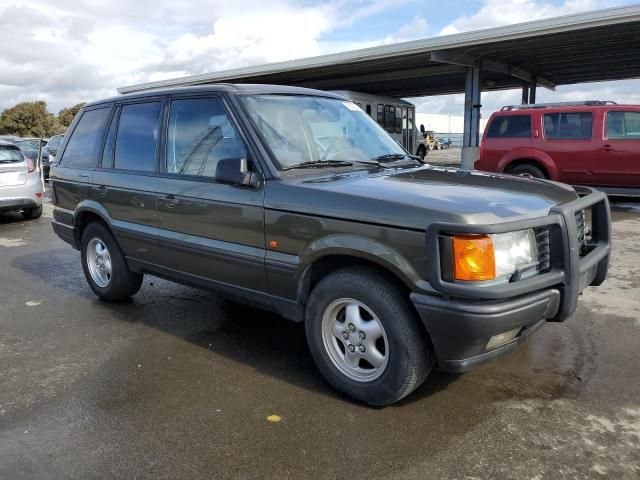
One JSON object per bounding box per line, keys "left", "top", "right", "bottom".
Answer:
{"left": 492, "top": 230, "right": 536, "bottom": 279}
{"left": 449, "top": 229, "right": 537, "bottom": 282}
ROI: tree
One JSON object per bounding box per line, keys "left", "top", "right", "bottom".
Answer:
{"left": 0, "top": 101, "right": 62, "bottom": 137}
{"left": 58, "top": 102, "right": 86, "bottom": 128}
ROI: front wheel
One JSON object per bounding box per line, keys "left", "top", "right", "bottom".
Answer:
{"left": 305, "top": 266, "right": 434, "bottom": 405}
{"left": 80, "top": 222, "right": 143, "bottom": 301}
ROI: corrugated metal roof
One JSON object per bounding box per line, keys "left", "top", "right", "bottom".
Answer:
{"left": 119, "top": 5, "right": 640, "bottom": 97}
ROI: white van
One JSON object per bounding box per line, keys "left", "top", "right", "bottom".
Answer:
{"left": 331, "top": 91, "right": 425, "bottom": 159}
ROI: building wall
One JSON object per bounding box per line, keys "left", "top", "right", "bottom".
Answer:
{"left": 415, "top": 113, "right": 488, "bottom": 134}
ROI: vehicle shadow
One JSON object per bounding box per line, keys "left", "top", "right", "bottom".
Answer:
{"left": 0, "top": 212, "right": 28, "bottom": 225}
{"left": 12, "top": 248, "right": 460, "bottom": 406}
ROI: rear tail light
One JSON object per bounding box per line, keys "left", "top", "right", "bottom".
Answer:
{"left": 26, "top": 157, "right": 36, "bottom": 173}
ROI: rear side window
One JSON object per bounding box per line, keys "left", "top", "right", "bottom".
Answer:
{"left": 543, "top": 112, "right": 592, "bottom": 140}
{"left": 166, "top": 97, "right": 247, "bottom": 178}
{"left": 58, "top": 107, "right": 110, "bottom": 168}
{"left": 606, "top": 111, "right": 640, "bottom": 140}
{"left": 0, "top": 145, "right": 23, "bottom": 163}
{"left": 487, "top": 115, "right": 531, "bottom": 138}
{"left": 114, "top": 102, "right": 162, "bottom": 172}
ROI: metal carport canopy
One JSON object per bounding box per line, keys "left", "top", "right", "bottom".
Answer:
{"left": 119, "top": 5, "right": 640, "bottom": 97}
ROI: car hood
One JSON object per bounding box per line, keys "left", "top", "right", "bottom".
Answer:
{"left": 266, "top": 165, "right": 578, "bottom": 230}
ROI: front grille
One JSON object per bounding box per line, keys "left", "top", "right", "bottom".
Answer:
{"left": 535, "top": 228, "right": 551, "bottom": 274}
{"left": 576, "top": 209, "right": 586, "bottom": 245}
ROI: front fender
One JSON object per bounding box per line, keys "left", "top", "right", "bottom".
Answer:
{"left": 298, "top": 234, "right": 423, "bottom": 290}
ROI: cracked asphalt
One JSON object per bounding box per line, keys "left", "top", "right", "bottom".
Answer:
{"left": 0, "top": 194, "right": 639, "bottom": 479}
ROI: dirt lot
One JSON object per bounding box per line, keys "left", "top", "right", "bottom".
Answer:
{"left": 0, "top": 193, "right": 639, "bottom": 480}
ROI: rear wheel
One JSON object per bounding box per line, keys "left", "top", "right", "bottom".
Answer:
{"left": 508, "top": 163, "right": 546, "bottom": 179}
{"left": 80, "top": 222, "right": 143, "bottom": 301}
{"left": 21, "top": 205, "right": 42, "bottom": 220}
{"left": 305, "top": 266, "right": 434, "bottom": 405}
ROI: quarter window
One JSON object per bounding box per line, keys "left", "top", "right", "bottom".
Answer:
{"left": 606, "top": 111, "right": 640, "bottom": 140}
{"left": 543, "top": 112, "right": 593, "bottom": 140}
{"left": 487, "top": 115, "right": 531, "bottom": 138}
{"left": 59, "top": 107, "right": 110, "bottom": 168}
{"left": 166, "top": 98, "right": 247, "bottom": 177}
{"left": 114, "top": 102, "right": 161, "bottom": 172}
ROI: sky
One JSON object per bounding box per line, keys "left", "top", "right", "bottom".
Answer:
{"left": 1, "top": 0, "right": 639, "bottom": 123}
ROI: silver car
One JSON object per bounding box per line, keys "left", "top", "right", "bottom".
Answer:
{"left": 0, "top": 140, "right": 44, "bottom": 219}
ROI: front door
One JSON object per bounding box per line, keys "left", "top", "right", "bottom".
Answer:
{"left": 155, "top": 95, "right": 268, "bottom": 293}
{"left": 539, "top": 110, "right": 596, "bottom": 185}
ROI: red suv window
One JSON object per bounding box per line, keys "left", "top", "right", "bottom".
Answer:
{"left": 606, "top": 111, "right": 640, "bottom": 140}
{"left": 543, "top": 112, "right": 592, "bottom": 140}
{"left": 487, "top": 115, "right": 531, "bottom": 138}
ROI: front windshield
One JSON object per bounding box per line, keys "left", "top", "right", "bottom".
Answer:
{"left": 239, "top": 94, "right": 408, "bottom": 170}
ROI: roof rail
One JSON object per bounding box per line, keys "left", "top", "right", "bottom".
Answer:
{"left": 500, "top": 101, "right": 618, "bottom": 111}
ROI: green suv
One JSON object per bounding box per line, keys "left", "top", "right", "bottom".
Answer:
{"left": 51, "top": 85, "right": 611, "bottom": 405}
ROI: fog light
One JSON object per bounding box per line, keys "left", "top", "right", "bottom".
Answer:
{"left": 486, "top": 328, "right": 521, "bottom": 350}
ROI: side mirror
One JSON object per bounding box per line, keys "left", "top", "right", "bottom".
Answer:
{"left": 215, "top": 158, "right": 260, "bottom": 188}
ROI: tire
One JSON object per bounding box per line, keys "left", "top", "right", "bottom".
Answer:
{"left": 417, "top": 145, "right": 427, "bottom": 160}
{"left": 508, "top": 163, "right": 546, "bottom": 179}
{"left": 305, "top": 266, "right": 434, "bottom": 406}
{"left": 80, "top": 222, "right": 143, "bottom": 301}
{"left": 22, "top": 205, "right": 43, "bottom": 220}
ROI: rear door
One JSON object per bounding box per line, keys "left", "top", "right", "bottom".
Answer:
{"left": 594, "top": 109, "right": 640, "bottom": 187}
{"left": 540, "top": 110, "right": 596, "bottom": 185}
{"left": 154, "top": 94, "right": 268, "bottom": 292}
{"left": 93, "top": 99, "right": 165, "bottom": 264}
{"left": 53, "top": 106, "right": 111, "bottom": 212}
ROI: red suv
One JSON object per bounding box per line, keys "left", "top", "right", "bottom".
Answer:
{"left": 476, "top": 101, "right": 640, "bottom": 193}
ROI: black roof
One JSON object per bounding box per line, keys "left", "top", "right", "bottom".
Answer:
{"left": 86, "top": 84, "right": 347, "bottom": 108}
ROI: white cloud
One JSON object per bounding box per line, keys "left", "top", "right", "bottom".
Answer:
{"left": 0, "top": 0, "right": 416, "bottom": 113}
{"left": 439, "top": 0, "right": 608, "bottom": 35}
{"left": 0, "top": 0, "right": 637, "bottom": 122}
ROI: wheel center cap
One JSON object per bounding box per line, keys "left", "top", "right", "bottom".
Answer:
{"left": 349, "top": 332, "right": 360, "bottom": 346}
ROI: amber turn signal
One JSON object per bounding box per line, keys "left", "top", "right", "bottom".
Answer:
{"left": 452, "top": 235, "right": 496, "bottom": 281}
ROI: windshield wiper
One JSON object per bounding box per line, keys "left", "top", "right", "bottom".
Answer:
{"left": 369, "top": 153, "right": 416, "bottom": 163}
{"left": 283, "top": 160, "right": 354, "bottom": 170}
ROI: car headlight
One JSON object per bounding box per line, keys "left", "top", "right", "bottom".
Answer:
{"left": 449, "top": 229, "right": 537, "bottom": 282}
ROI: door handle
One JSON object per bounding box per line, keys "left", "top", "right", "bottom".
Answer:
{"left": 602, "top": 144, "right": 613, "bottom": 151}
{"left": 161, "top": 194, "right": 179, "bottom": 208}
{"left": 96, "top": 185, "right": 108, "bottom": 198}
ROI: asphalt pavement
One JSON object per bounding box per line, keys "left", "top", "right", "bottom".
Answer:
{"left": 0, "top": 194, "right": 639, "bottom": 479}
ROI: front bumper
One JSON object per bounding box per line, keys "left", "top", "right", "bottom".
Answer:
{"left": 416, "top": 188, "right": 611, "bottom": 372}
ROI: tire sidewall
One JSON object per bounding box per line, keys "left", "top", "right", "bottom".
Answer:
{"left": 510, "top": 164, "right": 545, "bottom": 179}
{"left": 305, "top": 270, "right": 426, "bottom": 405}
{"left": 80, "top": 222, "right": 139, "bottom": 300}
